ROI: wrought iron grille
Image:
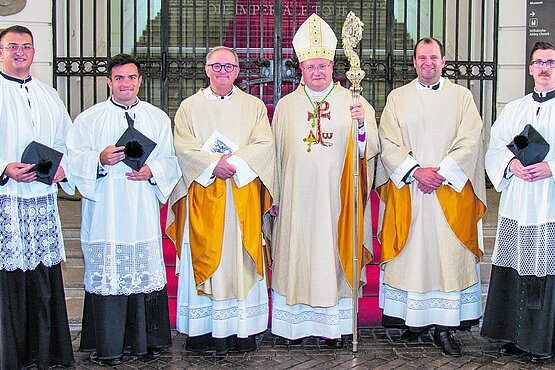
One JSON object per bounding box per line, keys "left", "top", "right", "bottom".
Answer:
{"left": 53, "top": 0, "right": 498, "bottom": 122}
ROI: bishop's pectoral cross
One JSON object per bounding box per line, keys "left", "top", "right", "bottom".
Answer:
{"left": 303, "top": 101, "right": 331, "bottom": 152}
{"left": 303, "top": 130, "right": 318, "bottom": 152}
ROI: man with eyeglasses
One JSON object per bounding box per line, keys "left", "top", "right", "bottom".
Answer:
{"left": 376, "top": 37, "right": 486, "bottom": 356}
{"left": 481, "top": 41, "right": 555, "bottom": 363}
{"left": 269, "top": 14, "right": 379, "bottom": 347}
{"left": 166, "top": 46, "right": 275, "bottom": 355}
{"left": 0, "top": 25, "right": 75, "bottom": 368}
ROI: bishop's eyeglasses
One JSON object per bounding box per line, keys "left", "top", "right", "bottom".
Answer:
{"left": 530, "top": 59, "right": 555, "bottom": 69}
{"left": 303, "top": 63, "right": 333, "bottom": 73}
{"left": 207, "top": 63, "right": 238, "bottom": 73}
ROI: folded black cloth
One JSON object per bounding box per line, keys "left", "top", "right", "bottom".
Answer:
{"left": 21, "top": 141, "right": 64, "bottom": 185}
{"left": 115, "top": 126, "right": 156, "bottom": 172}
{"left": 507, "top": 124, "right": 550, "bottom": 166}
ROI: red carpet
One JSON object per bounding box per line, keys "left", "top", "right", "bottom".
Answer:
{"left": 160, "top": 190, "right": 383, "bottom": 329}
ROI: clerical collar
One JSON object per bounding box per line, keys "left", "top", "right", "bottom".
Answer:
{"left": 204, "top": 85, "right": 236, "bottom": 100}
{"left": 303, "top": 82, "right": 335, "bottom": 98}
{"left": 532, "top": 87, "right": 555, "bottom": 103}
{"left": 0, "top": 70, "right": 32, "bottom": 84}
{"left": 110, "top": 96, "right": 140, "bottom": 110}
{"left": 416, "top": 77, "right": 443, "bottom": 90}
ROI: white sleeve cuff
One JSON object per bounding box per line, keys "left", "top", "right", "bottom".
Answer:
{"left": 195, "top": 160, "right": 217, "bottom": 187}
{"left": 227, "top": 155, "right": 258, "bottom": 188}
{"left": 391, "top": 155, "right": 419, "bottom": 188}
{"left": 437, "top": 156, "right": 468, "bottom": 192}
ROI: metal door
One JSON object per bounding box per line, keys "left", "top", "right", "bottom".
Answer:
{"left": 53, "top": 0, "right": 498, "bottom": 327}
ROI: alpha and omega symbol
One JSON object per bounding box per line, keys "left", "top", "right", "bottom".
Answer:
{"left": 303, "top": 101, "right": 333, "bottom": 151}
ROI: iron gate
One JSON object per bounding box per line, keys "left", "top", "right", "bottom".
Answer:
{"left": 53, "top": 0, "right": 498, "bottom": 120}
{"left": 53, "top": 0, "right": 498, "bottom": 327}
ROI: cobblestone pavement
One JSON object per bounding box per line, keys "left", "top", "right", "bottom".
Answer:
{"left": 70, "top": 328, "right": 555, "bottom": 369}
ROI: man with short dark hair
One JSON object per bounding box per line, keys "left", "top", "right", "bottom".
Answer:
{"left": 0, "top": 24, "right": 75, "bottom": 369}
{"left": 481, "top": 41, "right": 555, "bottom": 363}
{"left": 166, "top": 45, "right": 275, "bottom": 355}
{"left": 376, "top": 37, "right": 486, "bottom": 356}
{"left": 67, "top": 53, "right": 181, "bottom": 365}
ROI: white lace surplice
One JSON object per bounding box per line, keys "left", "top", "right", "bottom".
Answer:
{"left": 68, "top": 99, "right": 181, "bottom": 296}
{"left": 0, "top": 193, "right": 65, "bottom": 271}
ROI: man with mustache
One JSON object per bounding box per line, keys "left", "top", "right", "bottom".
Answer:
{"left": 376, "top": 37, "right": 486, "bottom": 356}
{"left": 481, "top": 41, "right": 555, "bottom": 363}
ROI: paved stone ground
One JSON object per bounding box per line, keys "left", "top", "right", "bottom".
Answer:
{"left": 69, "top": 328, "right": 555, "bottom": 369}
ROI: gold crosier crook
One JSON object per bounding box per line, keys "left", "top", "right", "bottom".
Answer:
{"left": 342, "top": 11, "right": 365, "bottom": 354}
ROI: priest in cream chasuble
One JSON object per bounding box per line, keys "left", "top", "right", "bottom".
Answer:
{"left": 166, "top": 46, "right": 275, "bottom": 355}
{"left": 376, "top": 37, "right": 486, "bottom": 356}
{"left": 270, "top": 13, "right": 379, "bottom": 344}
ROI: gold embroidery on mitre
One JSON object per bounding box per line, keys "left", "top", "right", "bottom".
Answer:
{"left": 293, "top": 14, "right": 337, "bottom": 63}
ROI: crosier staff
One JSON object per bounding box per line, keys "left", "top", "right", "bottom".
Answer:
{"left": 342, "top": 11, "right": 365, "bottom": 354}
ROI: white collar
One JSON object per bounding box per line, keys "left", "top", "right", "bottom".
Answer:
{"left": 304, "top": 82, "right": 335, "bottom": 98}
{"left": 204, "top": 85, "right": 236, "bottom": 100}
{"left": 416, "top": 77, "right": 444, "bottom": 90}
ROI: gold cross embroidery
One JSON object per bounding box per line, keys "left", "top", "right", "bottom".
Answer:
{"left": 303, "top": 130, "right": 318, "bottom": 152}
{"left": 305, "top": 101, "right": 332, "bottom": 151}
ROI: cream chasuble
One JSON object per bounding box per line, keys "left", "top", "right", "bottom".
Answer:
{"left": 376, "top": 78, "right": 487, "bottom": 293}
{"left": 271, "top": 83, "right": 379, "bottom": 307}
{"left": 167, "top": 87, "right": 274, "bottom": 302}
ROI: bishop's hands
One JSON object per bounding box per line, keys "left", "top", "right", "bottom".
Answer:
{"left": 269, "top": 204, "right": 279, "bottom": 217}
{"left": 213, "top": 153, "right": 236, "bottom": 180}
{"left": 414, "top": 167, "right": 445, "bottom": 194}
{"left": 349, "top": 102, "right": 365, "bottom": 127}
{"left": 510, "top": 159, "right": 552, "bottom": 182}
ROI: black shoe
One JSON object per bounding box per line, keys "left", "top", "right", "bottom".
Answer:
{"left": 89, "top": 352, "right": 125, "bottom": 366}
{"left": 399, "top": 329, "right": 424, "bottom": 342}
{"left": 236, "top": 336, "right": 257, "bottom": 353}
{"left": 141, "top": 348, "right": 162, "bottom": 361}
{"left": 531, "top": 353, "right": 554, "bottom": 363}
{"left": 185, "top": 333, "right": 216, "bottom": 353}
{"left": 324, "top": 338, "right": 343, "bottom": 349}
{"left": 433, "top": 329, "right": 461, "bottom": 356}
{"left": 499, "top": 343, "right": 525, "bottom": 356}
{"left": 286, "top": 338, "right": 304, "bottom": 346}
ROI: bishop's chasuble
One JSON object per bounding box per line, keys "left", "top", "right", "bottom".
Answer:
{"left": 376, "top": 78, "right": 486, "bottom": 328}
{"left": 166, "top": 87, "right": 275, "bottom": 340}
{"left": 270, "top": 82, "right": 379, "bottom": 340}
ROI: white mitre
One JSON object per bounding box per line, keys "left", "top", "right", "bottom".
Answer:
{"left": 292, "top": 13, "right": 337, "bottom": 62}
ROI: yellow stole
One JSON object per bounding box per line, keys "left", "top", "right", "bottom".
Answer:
{"left": 337, "top": 131, "right": 373, "bottom": 288}
{"left": 167, "top": 179, "right": 265, "bottom": 290}
{"left": 378, "top": 180, "right": 486, "bottom": 263}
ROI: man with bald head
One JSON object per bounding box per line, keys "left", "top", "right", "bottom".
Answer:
{"left": 167, "top": 46, "right": 275, "bottom": 355}
{"left": 376, "top": 37, "right": 486, "bottom": 356}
